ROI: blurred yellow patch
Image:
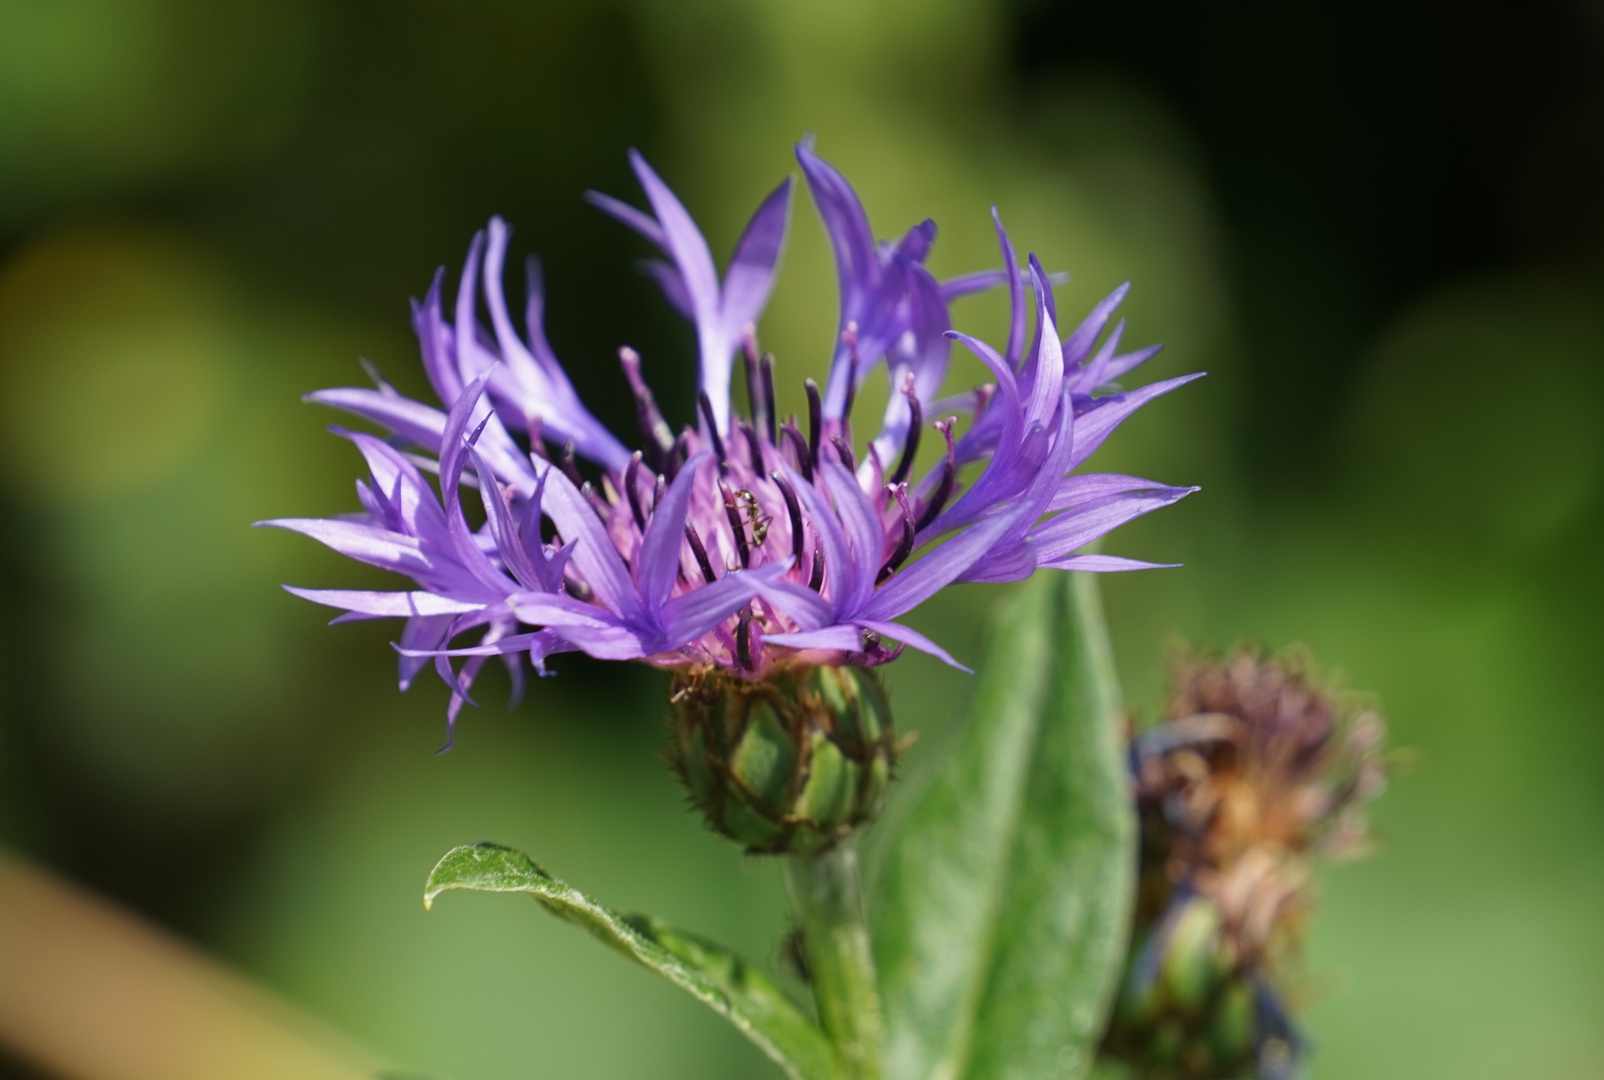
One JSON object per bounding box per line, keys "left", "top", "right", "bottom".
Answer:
{"left": 0, "top": 225, "right": 235, "bottom": 502}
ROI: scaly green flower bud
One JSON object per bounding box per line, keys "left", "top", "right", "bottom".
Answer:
{"left": 668, "top": 664, "right": 896, "bottom": 855}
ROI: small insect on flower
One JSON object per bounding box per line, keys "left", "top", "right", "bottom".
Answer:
{"left": 736, "top": 489, "right": 772, "bottom": 547}
{"left": 259, "top": 140, "right": 1202, "bottom": 850}
{"left": 1102, "top": 646, "right": 1389, "bottom": 1080}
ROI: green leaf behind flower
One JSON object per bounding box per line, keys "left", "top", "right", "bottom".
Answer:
{"left": 424, "top": 843, "right": 841, "bottom": 1080}
{"left": 872, "top": 572, "right": 1136, "bottom": 1080}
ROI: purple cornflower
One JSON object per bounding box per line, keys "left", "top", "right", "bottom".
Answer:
{"left": 261, "top": 143, "right": 1201, "bottom": 730}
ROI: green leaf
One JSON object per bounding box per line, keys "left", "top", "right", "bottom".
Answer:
{"left": 424, "top": 843, "right": 841, "bottom": 1080}
{"left": 872, "top": 572, "right": 1136, "bottom": 1080}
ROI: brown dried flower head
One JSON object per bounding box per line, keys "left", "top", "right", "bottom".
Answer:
{"left": 1137, "top": 646, "right": 1387, "bottom": 963}
{"left": 1103, "top": 646, "right": 1388, "bottom": 1080}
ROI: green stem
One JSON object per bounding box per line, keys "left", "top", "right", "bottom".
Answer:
{"left": 783, "top": 843, "right": 884, "bottom": 1080}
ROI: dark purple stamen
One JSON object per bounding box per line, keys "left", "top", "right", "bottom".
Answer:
{"left": 760, "top": 353, "right": 778, "bottom": 444}
{"left": 619, "top": 347, "right": 675, "bottom": 469}
{"left": 559, "top": 441, "right": 584, "bottom": 487}
{"left": 526, "top": 416, "right": 550, "bottom": 461}
{"left": 652, "top": 473, "right": 666, "bottom": 514}
{"left": 804, "top": 379, "right": 823, "bottom": 472}
{"left": 888, "top": 376, "right": 922, "bottom": 486}
{"left": 915, "top": 418, "right": 959, "bottom": 531}
{"left": 698, "top": 391, "right": 727, "bottom": 469}
{"left": 782, "top": 420, "right": 814, "bottom": 482}
{"left": 624, "top": 452, "right": 647, "bottom": 530}
{"left": 840, "top": 323, "right": 860, "bottom": 422}
{"left": 742, "top": 332, "right": 768, "bottom": 441}
{"left": 685, "top": 524, "right": 717, "bottom": 584}
{"left": 771, "top": 471, "right": 806, "bottom": 563}
{"left": 717, "top": 478, "right": 751, "bottom": 568}
{"left": 973, "top": 383, "right": 995, "bottom": 420}
{"left": 736, "top": 417, "right": 765, "bottom": 474}
{"left": 735, "top": 607, "right": 755, "bottom": 670}
{"left": 807, "top": 528, "right": 825, "bottom": 592}
{"left": 580, "top": 481, "right": 611, "bottom": 524}
{"left": 877, "top": 485, "right": 915, "bottom": 584}
{"left": 665, "top": 430, "right": 690, "bottom": 482}
{"left": 830, "top": 434, "right": 856, "bottom": 473}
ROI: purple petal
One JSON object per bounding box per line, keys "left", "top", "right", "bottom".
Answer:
{"left": 411, "top": 272, "right": 463, "bottom": 405}
{"left": 525, "top": 627, "right": 577, "bottom": 676}
{"left": 1047, "top": 473, "right": 1170, "bottom": 513}
{"left": 520, "top": 255, "right": 563, "bottom": 380}
{"left": 438, "top": 373, "right": 518, "bottom": 594}
{"left": 637, "top": 453, "right": 710, "bottom": 610}
{"left": 535, "top": 462, "right": 643, "bottom": 623}
{"left": 257, "top": 518, "right": 432, "bottom": 577}
{"left": 399, "top": 613, "right": 454, "bottom": 690}
{"left": 659, "top": 562, "right": 788, "bottom": 645}
{"left": 453, "top": 231, "right": 498, "bottom": 387}
{"left": 863, "top": 507, "right": 1021, "bottom": 622}
{"left": 926, "top": 330, "right": 1026, "bottom": 536}
{"left": 307, "top": 388, "right": 446, "bottom": 451}
{"left": 1072, "top": 317, "right": 1126, "bottom": 393}
{"left": 643, "top": 259, "right": 695, "bottom": 321}
{"left": 283, "top": 586, "right": 485, "bottom": 617}
{"left": 627, "top": 152, "right": 720, "bottom": 319}
{"left": 954, "top": 539, "right": 1039, "bottom": 584}
{"left": 820, "top": 461, "right": 881, "bottom": 614}
{"left": 1030, "top": 486, "right": 1199, "bottom": 563}
{"left": 1031, "top": 253, "right": 1058, "bottom": 346}
{"left": 894, "top": 219, "right": 937, "bottom": 263}
{"left": 341, "top": 430, "right": 449, "bottom": 540}
{"left": 858, "top": 619, "right": 971, "bottom": 673}
{"left": 395, "top": 631, "right": 550, "bottom": 658}
{"left": 584, "top": 190, "right": 668, "bottom": 250}
{"left": 994, "top": 387, "right": 1077, "bottom": 548}
{"left": 992, "top": 208, "right": 1026, "bottom": 369}
{"left": 700, "top": 176, "right": 792, "bottom": 435}
{"left": 750, "top": 578, "right": 836, "bottom": 631}
{"left": 796, "top": 142, "right": 879, "bottom": 311}
{"left": 469, "top": 445, "right": 543, "bottom": 591}
{"left": 627, "top": 151, "right": 740, "bottom": 432}
{"left": 481, "top": 219, "right": 629, "bottom": 471}
{"left": 1040, "top": 554, "right": 1182, "bottom": 572}
{"left": 551, "top": 623, "right": 651, "bottom": 661}
{"left": 307, "top": 387, "right": 538, "bottom": 491}
{"left": 778, "top": 462, "right": 851, "bottom": 617}
{"left": 869, "top": 264, "right": 950, "bottom": 471}
{"left": 1021, "top": 265, "right": 1064, "bottom": 428}
{"left": 1098, "top": 344, "right": 1164, "bottom": 386}
{"left": 1069, "top": 373, "right": 1205, "bottom": 469}
{"left": 719, "top": 177, "right": 792, "bottom": 338}
{"left": 1061, "top": 282, "right": 1130, "bottom": 368}
{"left": 940, "top": 269, "right": 1009, "bottom": 301}
{"left": 507, "top": 591, "right": 620, "bottom": 628}
{"left": 765, "top": 626, "right": 863, "bottom": 652}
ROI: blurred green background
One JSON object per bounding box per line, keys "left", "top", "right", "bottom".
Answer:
{"left": 1, "top": 0, "right": 1601, "bottom": 1077}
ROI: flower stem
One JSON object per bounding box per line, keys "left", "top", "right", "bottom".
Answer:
{"left": 783, "top": 843, "right": 884, "bottom": 1080}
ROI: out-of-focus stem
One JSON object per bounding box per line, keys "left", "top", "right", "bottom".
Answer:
{"left": 783, "top": 842, "right": 884, "bottom": 1080}
{"left": 0, "top": 846, "right": 385, "bottom": 1080}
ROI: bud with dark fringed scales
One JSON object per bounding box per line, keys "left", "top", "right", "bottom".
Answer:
{"left": 669, "top": 664, "right": 895, "bottom": 854}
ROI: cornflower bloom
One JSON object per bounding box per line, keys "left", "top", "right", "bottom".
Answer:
{"left": 261, "top": 142, "right": 1201, "bottom": 793}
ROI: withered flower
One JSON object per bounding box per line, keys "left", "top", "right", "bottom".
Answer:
{"left": 1103, "top": 647, "right": 1387, "bottom": 1079}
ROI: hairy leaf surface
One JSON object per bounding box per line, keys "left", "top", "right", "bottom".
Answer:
{"left": 425, "top": 843, "right": 841, "bottom": 1080}
{"left": 873, "top": 572, "right": 1135, "bottom": 1080}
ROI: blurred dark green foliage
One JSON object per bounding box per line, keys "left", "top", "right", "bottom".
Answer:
{"left": 0, "top": 1, "right": 1600, "bottom": 1077}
